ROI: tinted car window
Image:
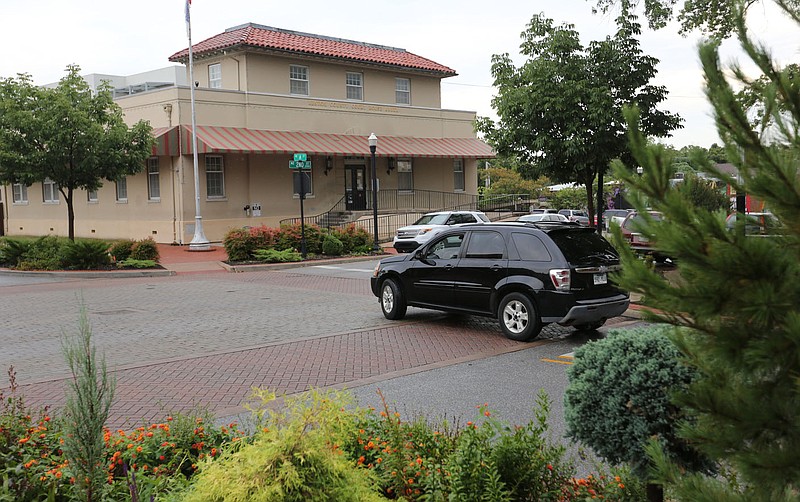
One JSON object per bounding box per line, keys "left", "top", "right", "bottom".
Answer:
{"left": 548, "top": 230, "right": 617, "bottom": 263}
{"left": 414, "top": 213, "right": 449, "bottom": 225}
{"left": 511, "top": 232, "right": 552, "bottom": 261}
{"left": 426, "top": 234, "right": 464, "bottom": 260}
{"left": 465, "top": 231, "right": 506, "bottom": 259}
{"left": 622, "top": 212, "right": 662, "bottom": 230}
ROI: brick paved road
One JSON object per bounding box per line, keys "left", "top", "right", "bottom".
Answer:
{"left": 1, "top": 267, "right": 616, "bottom": 429}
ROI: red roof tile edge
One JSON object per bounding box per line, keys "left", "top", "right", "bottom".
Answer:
{"left": 169, "top": 23, "right": 456, "bottom": 76}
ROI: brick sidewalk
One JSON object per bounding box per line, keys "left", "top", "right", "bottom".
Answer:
{"left": 14, "top": 316, "right": 556, "bottom": 429}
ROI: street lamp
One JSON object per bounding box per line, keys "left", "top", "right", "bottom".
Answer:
{"left": 368, "top": 133, "right": 379, "bottom": 252}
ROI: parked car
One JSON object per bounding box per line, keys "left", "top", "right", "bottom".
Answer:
{"left": 725, "top": 212, "right": 780, "bottom": 235}
{"left": 558, "top": 209, "right": 590, "bottom": 225}
{"left": 602, "top": 209, "right": 634, "bottom": 231}
{"left": 392, "top": 210, "right": 489, "bottom": 253}
{"left": 372, "top": 222, "right": 629, "bottom": 341}
{"left": 517, "top": 213, "right": 570, "bottom": 223}
{"left": 619, "top": 210, "right": 670, "bottom": 262}
{"left": 529, "top": 208, "right": 560, "bottom": 215}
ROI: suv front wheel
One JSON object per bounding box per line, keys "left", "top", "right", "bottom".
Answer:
{"left": 498, "top": 292, "right": 542, "bottom": 341}
{"left": 380, "top": 278, "right": 407, "bottom": 320}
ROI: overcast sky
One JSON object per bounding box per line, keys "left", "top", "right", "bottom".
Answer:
{"left": 2, "top": 0, "right": 797, "bottom": 148}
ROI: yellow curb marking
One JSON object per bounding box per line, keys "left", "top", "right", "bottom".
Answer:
{"left": 541, "top": 352, "right": 574, "bottom": 365}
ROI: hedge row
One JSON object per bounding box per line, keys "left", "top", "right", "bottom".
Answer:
{"left": 223, "top": 223, "right": 374, "bottom": 262}
{"left": 0, "top": 236, "right": 160, "bottom": 270}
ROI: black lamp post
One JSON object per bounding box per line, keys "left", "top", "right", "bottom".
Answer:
{"left": 369, "top": 133, "right": 379, "bottom": 252}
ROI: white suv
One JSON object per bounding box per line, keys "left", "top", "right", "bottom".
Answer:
{"left": 392, "top": 210, "right": 489, "bottom": 252}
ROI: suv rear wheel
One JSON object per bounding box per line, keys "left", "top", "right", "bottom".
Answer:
{"left": 498, "top": 292, "right": 542, "bottom": 341}
{"left": 380, "top": 278, "right": 407, "bottom": 320}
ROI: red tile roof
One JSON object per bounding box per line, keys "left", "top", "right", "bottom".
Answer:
{"left": 169, "top": 24, "right": 457, "bottom": 76}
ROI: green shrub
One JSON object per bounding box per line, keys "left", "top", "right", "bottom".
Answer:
{"left": 252, "top": 248, "right": 302, "bottom": 263}
{"left": 334, "top": 224, "right": 372, "bottom": 253}
{"left": 118, "top": 258, "right": 157, "bottom": 269}
{"left": 16, "top": 236, "right": 64, "bottom": 271}
{"left": 223, "top": 226, "right": 281, "bottom": 262}
{"left": 180, "top": 389, "right": 385, "bottom": 502}
{"left": 0, "top": 237, "right": 32, "bottom": 267}
{"left": 277, "top": 223, "right": 323, "bottom": 254}
{"left": 62, "top": 239, "right": 110, "bottom": 270}
{"left": 109, "top": 239, "right": 135, "bottom": 262}
{"left": 130, "top": 237, "right": 159, "bottom": 262}
{"left": 564, "top": 325, "right": 712, "bottom": 479}
{"left": 322, "top": 234, "right": 344, "bottom": 256}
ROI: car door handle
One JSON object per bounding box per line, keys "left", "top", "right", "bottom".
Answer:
{"left": 490, "top": 265, "right": 502, "bottom": 271}
{"left": 444, "top": 264, "right": 454, "bottom": 269}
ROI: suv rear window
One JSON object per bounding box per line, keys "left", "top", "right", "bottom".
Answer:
{"left": 547, "top": 230, "right": 617, "bottom": 263}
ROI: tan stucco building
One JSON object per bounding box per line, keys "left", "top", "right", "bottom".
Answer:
{"left": 1, "top": 23, "right": 493, "bottom": 243}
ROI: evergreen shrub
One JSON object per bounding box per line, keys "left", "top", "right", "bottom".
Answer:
{"left": 564, "top": 325, "right": 711, "bottom": 479}
{"left": 62, "top": 239, "right": 110, "bottom": 270}
{"left": 0, "top": 237, "right": 32, "bottom": 267}
{"left": 130, "top": 238, "right": 159, "bottom": 262}
{"left": 277, "top": 223, "right": 323, "bottom": 254}
{"left": 222, "top": 227, "right": 251, "bottom": 262}
{"left": 322, "top": 234, "right": 344, "bottom": 256}
{"left": 108, "top": 239, "right": 135, "bottom": 262}
{"left": 252, "top": 248, "right": 302, "bottom": 263}
{"left": 16, "top": 236, "right": 64, "bottom": 271}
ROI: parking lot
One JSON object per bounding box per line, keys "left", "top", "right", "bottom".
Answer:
{"left": 1, "top": 258, "right": 644, "bottom": 429}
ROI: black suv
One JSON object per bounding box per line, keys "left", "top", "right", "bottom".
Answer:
{"left": 370, "top": 222, "right": 629, "bottom": 341}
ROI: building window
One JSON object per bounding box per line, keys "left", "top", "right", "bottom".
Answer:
{"left": 346, "top": 72, "right": 363, "bottom": 100}
{"left": 205, "top": 155, "right": 225, "bottom": 198}
{"left": 397, "top": 159, "right": 413, "bottom": 191}
{"left": 12, "top": 183, "right": 28, "bottom": 203}
{"left": 42, "top": 178, "right": 59, "bottom": 203}
{"left": 395, "top": 78, "right": 410, "bottom": 105}
{"left": 290, "top": 65, "right": 309, "bottom": 95}
{"left": 87, "top": 189, "right": 98, "bottom": 202}
{"left": 453, "top": 159, "right": 465, "bottom": 191}
{"left": 208, "top": 63, "right": 222, "bottom": 89}
{"left": 147, "top": 157, "right": 160, "bottom": 200}
{"left": 115, "top": 177, "right": 128, "bottom": 202}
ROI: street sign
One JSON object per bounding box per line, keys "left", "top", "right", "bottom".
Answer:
{"left": 289, "top": 160, "right": 312, "bottom": 169}
{"left": 293, "top": 153, "right": 307, "bottom": 162}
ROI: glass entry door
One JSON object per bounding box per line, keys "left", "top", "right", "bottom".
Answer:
{"left": 345, "top": 165, "right": 367, "bottom": 210}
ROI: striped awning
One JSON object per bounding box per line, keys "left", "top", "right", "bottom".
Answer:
{"left": 179, "top": 125, "right": 494, "bottom": 158}
{"left": 151, "top": 126, "right": 180, "bottom": 156}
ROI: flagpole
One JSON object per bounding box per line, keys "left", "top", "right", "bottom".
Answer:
{"left": 186, "top": 0, "right": 210, "bottom": 251}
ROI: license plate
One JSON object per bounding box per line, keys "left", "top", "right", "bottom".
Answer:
{"left": 633, "top": 235, "right": 649, "bottom": 244}
{"left": 593, "top": 273, "right": 607, "bottom": 285}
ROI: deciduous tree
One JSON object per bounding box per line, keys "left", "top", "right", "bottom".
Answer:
{"left": 0, "top": 65, "right": 154, "bottom": 240}
{"left": 477, "top": 10, "right": 681, "bottom": 227}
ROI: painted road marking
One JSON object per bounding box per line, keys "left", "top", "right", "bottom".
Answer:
{"left": 541, "top": 352, "right": 574, "bottom": 365}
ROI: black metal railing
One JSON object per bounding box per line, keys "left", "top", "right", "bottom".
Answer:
{"left": 279, "top": 190, "right": 535, "bottom": 243}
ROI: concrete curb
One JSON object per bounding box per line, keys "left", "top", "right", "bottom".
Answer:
{"left": 220, "top": 253, "right": 389, "bottom": 273}
{"left": 0, "top": 268, "right": 175, "bottom": 279}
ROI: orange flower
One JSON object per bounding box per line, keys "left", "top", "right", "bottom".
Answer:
{"left": 136, "top": 446, "right": 143, "bottom": 453}
{"left": 18, "top": 437, "right": 29, "bottom": 444}
{"left": 484, "top": 411, "right": 491, "bottom": 417}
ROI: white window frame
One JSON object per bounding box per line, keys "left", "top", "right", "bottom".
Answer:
{"left": 395, "top": 77, "right": 410, "bottom": 105}
{"left": 115, "top": 177, "right": 128, "bottom": 202}
{"left": 289, "top": 65, "right": 309, "bottom": 96}
{"left": 147, "top": 157, "right": 160, "bottom": 201}
{"left": 12, "top": 183, "right": 28, "bottom": 204}
{"left": 453, "top": 159, "right": 465, "bottom": 192}
{"left": 42, "top": 178, "right": 59, "bottom": 203}
{"left": 205, "top": 155, "right": 225, "bottom": 199}
{"left": 208, "top": 63, "right": 222, "bottom": 89}
{"left": 397, "top": 159, "right": 413, "bottom": 192}
{"left": 87, "top": 188, "right": 98, "bottom": 203}
{"left": 346, "top": 72, "right": 363, "bottom": 101}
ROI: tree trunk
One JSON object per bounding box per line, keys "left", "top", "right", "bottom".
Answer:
{"left": 65, "top": 188, "right": 75, "bottom": 241}
{"left": 596, "top": 170, "right": 605, "bottom": 234}
{"left": 583, "top": 176, "right": 595, "bottom": 229}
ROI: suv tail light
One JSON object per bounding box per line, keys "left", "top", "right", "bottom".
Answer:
{"left": 549, "top": 269, "right": 571, "bottom": 291}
